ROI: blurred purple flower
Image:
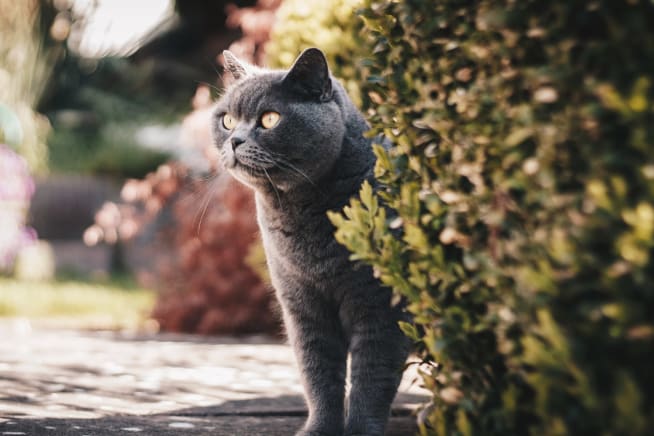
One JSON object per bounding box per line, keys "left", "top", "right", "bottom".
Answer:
{"left": 0, "top": 144, "right": 37, "bottom": 272}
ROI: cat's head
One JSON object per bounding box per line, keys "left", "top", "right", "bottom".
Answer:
{"left": 212, "top": 48, "right": 346, "bottom": 192}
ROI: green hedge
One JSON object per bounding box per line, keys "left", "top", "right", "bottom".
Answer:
{"left": 326, "top": 1, "right": 654, "bottom": 435}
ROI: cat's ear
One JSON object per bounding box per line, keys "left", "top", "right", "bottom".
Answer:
{"left": 222, "top": 50, "right": 253, "bottom": 80}
{"left": 282, "top": 48, "right": 332, "bottom": 102}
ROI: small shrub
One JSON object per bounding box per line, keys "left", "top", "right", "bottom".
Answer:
{"left": 330, "top": 1, "right": 654, "bottom": 435}
{"left": 150, "top": 171, "right": 278, "bottom": 334}
{"left": 87, "top": 163, "right": 278, "bottom": 335}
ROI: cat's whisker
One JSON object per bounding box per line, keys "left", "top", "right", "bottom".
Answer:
{"left": 260, "top": 151, "right": 310, "bottom": 182}
{"left": 274, "top": 158, "right": 328, "bottom": 197}
{"left": 194, "top": 176, "right": 219, "bottom": 236}
{"left": 182, "top": 172, "right": 218, "bottom": 209}
{"left": 193, "top": 170, "right": 220, "bottom": 183}
{"left": 263, "top": 168, "right": 283, "bottom": 209}
{"left": 195, "top": 80, "right": 222, "bottom": 96}
{"left": 282, "top": 161, "right": 315, "bottom": 185}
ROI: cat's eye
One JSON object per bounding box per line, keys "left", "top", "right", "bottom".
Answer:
{"left": 222, "top": 114, "right": 237, "bottom": 130}
{"left": 261, "top": 111, "right": 280, "bottom": 129}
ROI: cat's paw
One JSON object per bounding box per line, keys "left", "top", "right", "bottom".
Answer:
{"left": 295, "top": 424, "right": 345, "bottom": 436}
{"left": 295, "top": 417, "right": 344, "bottom": 436}
{"left": 344, "top": 422, "right": 384, "bottom": 436}
{"left": 294, "top": 430, "right": 337, "bottom": 436}
{"left": 344, "top": 432, "right": 381, "bottom": 436}
{"left": 344, "top": 431, "right": 380, "bottom": 436}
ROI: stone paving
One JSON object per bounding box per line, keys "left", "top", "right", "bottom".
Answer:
{"left": 0, "top": 320, "right": 429, "bottom": 435}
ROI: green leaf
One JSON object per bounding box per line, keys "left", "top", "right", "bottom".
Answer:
{"left": 398, "top": 321, "right": 420, "bottom": 341}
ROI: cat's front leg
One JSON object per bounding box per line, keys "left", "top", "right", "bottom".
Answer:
{"left": 282, "top": 302, "right": 348, "bottom": 436}
{"left": 344, "top": 313, "right": 411, "bottom": 436}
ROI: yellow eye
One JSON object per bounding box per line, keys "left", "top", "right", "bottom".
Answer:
{"left": 222, "top": 114, "right": 236, "bottom": 130}
{"left": 261, "top": 111, "right": 280, "bottom": 129}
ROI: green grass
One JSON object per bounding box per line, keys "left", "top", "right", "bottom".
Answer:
{"left": 0, "top": 276, "right": 156, "bottom": 329}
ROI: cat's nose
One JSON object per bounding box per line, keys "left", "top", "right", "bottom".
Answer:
{"left": 231, "top": 136, "right": 245, "bottom": 151}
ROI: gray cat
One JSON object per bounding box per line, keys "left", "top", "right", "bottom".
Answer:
{"left": 213, "top": 48, "right": 411, "bottom": 436}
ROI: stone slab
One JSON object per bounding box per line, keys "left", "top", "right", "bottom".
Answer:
{"left": 0, "top": 320, "right": 429, "bottom": 435}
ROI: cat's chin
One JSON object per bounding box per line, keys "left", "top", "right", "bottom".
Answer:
{"left": 226, "top": 164, "right": 274, "bottom": 192}
{"left": 228, "top": 166, "right": 294, "bottom": 197}
{"left": 227, "top": 167, "right": 260, "bottom": 190}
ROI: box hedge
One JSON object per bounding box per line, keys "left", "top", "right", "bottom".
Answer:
{"left": 323, "top": 0, "right": 654, "bottom": 435}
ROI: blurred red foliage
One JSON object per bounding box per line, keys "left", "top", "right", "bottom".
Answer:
{"left": 152, "top": 171, "right": 277, "bottom": 334}
{"left": 87, "top": 163, "right": 279, "bottom": 335}
{"left": 223, "top": 0, "right": 281, "bottom": 66}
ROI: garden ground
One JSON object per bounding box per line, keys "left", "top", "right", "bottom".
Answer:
{"left": 0, "top": 319, "right": 428, "bottom": 435}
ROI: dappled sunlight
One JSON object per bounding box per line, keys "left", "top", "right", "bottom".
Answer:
{"left": 0, "top": 326, "right": 299, "bottom": 419}
{"left": 0, "top": 323, "right": 426, "bottom": 435}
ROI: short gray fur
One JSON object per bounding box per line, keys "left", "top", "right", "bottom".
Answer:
{"left": 213, "top": 48, "right": 411, "bottom": 436}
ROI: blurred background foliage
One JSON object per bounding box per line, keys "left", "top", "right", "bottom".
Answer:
{"left": 0, "top": 0, "right": 58, "bottom": 172}
{"left": 1, "top": 0, "right": 281, "bottom": 332}
{"left": 1, "top": 0, "right": 264, "bottom": 179}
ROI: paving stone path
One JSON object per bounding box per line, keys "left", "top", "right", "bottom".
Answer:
{"left": 0, "top": 320, "right": 428, "bottom": 435}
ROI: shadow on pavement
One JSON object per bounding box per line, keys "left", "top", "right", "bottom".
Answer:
{"left": 0, "top": 394, "right": 420, "bottom": 436}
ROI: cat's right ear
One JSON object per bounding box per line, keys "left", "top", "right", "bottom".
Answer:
{"left": 282, "top": 48, "right": 332, "bottom": 101}
{"left": 222, "top": 50, "right": 252, "bottom": 80}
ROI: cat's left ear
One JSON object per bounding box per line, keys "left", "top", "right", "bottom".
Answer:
{"left": 282, "top": 48, "right": 333, "bottom": 102}
{"left": 222, "top": 50, "right": 253, "bottom": 80}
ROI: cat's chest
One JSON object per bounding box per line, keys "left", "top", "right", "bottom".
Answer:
{"left": 260, "top": 212, "right": 337, "bottom": 264}
{"left": 256, "top": 202, "right": 350, "bottom": 287}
